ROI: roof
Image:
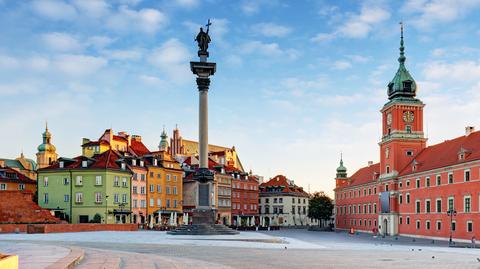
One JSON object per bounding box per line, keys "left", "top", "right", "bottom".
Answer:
{"left": 0, "top": 167, "right": 36, "bottom": 184}
{"left": 259, "top": 175, "right": 308, "bottom": 195}
{"left": 399, "top": 131, "right": 480, "bottom": 176}
{"left": 40, "top": 150, "right": 128, "bottom": 171}
{"left": 344, "top": 163, "right": 380, "bottom": 187}
{"left": 130, "top": 140, "right": 151, "bottom": 156}
{"left": 82, "top": 140, "right": 109, "bottom": 147}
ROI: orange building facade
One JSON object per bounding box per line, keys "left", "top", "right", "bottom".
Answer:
{"left": 334, "top": 27, "right": 480, "bottom": 242}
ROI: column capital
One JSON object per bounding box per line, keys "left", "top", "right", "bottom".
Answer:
{"left": 196, "top": 77, "right": 211, "bottom": 92}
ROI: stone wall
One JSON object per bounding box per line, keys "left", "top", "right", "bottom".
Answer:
{"left": 26, "top": 223, "right": 138, "bottom": 234}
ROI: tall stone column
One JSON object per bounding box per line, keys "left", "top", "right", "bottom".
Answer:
{"left": 197, "top": 77, "right": 210, "bottom": 169}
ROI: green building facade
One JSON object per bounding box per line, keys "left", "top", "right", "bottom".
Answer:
{"left": 37, "top": 151, "right": 133, "bottom": 224}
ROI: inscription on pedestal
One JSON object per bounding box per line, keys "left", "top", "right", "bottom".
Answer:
{"left": 198, "top": 183, "right": 209, "bottom": 207}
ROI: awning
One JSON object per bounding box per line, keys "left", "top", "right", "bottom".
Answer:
{"left": 113, "top": 209, "right": 132, "bottom": 215}
{"left": 153, "top": 209, "right": 181, "bottom": 215}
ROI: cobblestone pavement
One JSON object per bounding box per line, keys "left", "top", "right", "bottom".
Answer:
{"left": 3, "top": 230, "right": 480, "bottom": 269}
{"left": 0, "top": 242, "right": 70, "bottom": 269}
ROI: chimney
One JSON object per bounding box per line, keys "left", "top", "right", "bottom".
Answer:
{"left": 465, "top": 126, "right": 475, "bottom": 136}
{"left": 82, "top": 138, "right": 90, "bottom": 145}
{"left": 368, "top": 161, "right": 373, "bottom": 167}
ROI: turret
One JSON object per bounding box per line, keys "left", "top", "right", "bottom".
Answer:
{"left": 335, "top": 154, "right": 348, "bottom": 187}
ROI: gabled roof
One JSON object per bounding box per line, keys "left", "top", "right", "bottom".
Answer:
{"left": 40, "top": 150, "right": 128, "bottom": 171}
{"left": 260, "top": 175, "right": 308, "bottom": 195}
{"left": 345, "top": 163, "right": 380, "bottom": 187}
{"left": 399, "top": 131, "right": 480, "bottom": 176}
{"left": 130, "top": 140, "right": 151, "bottom": 156}
{"left": 0, "top": 167, "right": 36, "bottom": 184}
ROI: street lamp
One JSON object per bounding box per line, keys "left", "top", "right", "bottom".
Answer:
{"left": 105, "top": 195, "right": 109, "bottom": 224}
{"left": 447, "top": 209, "right": 457, "bottom": 246}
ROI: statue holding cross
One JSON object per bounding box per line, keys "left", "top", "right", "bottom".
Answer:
{"left": 195, "top": 19, "right": 212, "bottom": 56}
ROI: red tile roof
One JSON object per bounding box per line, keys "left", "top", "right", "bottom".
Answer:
{"left": 260, "top": 175, "right": 308, "bottom": 195}
{"left": 0, "top": 168, "right": 36, "bottom": 184}
{"left": 345, "top": 163, "right": 380, "bottom": 187}
{"left": 40, "top": 150, "right": 128, "bottom": 171}
{"left": 399, "top": 131, "right": 480, "bottom": 176}
{"left": 130, "top": 140, "right": 151, "bottom": 156}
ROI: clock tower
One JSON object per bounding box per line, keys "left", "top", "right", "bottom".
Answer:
{"left": 379, "top": 24, "right": 427, "bottom": 179}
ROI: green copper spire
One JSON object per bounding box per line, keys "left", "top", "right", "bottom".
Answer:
{"left": 158, "top": 126, "right": 169, "bottom": 151}
{"left": 387, "top": 22, "right": 417, "bottom": 100}
{"left": 336, "top": 153, "right": 347, "bottom": 179}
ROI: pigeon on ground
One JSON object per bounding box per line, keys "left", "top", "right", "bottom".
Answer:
{"left": 432, "top": 256, "right": 435, "bottom": 259}
{"left": 476, "top": 258, "right": 480, "bottom": 262}
{"left": 284, "top": 246, "right": 287, "bottom": 250}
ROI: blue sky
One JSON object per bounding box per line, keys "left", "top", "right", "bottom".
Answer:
{"left": 1, "top": 0, "right": 480, "bottom": 196}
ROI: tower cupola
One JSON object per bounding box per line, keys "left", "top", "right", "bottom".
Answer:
{"left": 387, "top": 22, "right": 417, "bottom": 100}
{"left": 336, "top": 154, "right": 347, "bottom": 179}
{"left": 158, "top": 127, "right": 169, "bottom": 151}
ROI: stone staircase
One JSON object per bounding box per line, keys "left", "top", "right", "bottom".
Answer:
{"left": 167, "top": 224, "right": 239, "bottom": 235}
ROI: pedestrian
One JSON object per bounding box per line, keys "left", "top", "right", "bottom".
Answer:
{"left": 472, "top": 236, "right": 476, "bottom": 248}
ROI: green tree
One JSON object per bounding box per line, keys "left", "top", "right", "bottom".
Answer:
{"left": 308, "top": 192, "right": 333, "bottom": 227}
{"left": 90, "top": 213, "right": 102, "bottom": 223}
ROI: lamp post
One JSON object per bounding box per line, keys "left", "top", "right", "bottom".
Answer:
{"left": 105, "top": 195, "right": 109, "bottom": 224}
{"left": 447, "top": 209, "right": 457, "bottom": 246}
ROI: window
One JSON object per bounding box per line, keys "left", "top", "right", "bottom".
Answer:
{"left": 150, "top": 198, "right": 154, "bottom": 207}
{"left": 44, "top": 193, "right": 49, "bottom": 204}
{"left": 416, "top": 178, "right": 420, "bottom": 188}
{"left": 173, "top": 175, "right": 177, "bottom": 182}
{"left": 122, "top": 193, "right": 127, "bottom": 203}
{"left": 141, "top": 200, "right": 146, "bottom": 208}
{"left": 452, "top": 221, "right": 456, "bottom": 231}
{"left": 140, "top": 186, "right": 145, "bottom": 194}
{"left": 416, "top": 200, "right": 421, "bottom": 213}
{"left": 150, "top": 184, "right": 154, "bottom": 192}
{"left": 64, "top": 194, "right": 69, "bottom": 202}
{"left": 426, "top": 220, "right": 431, "bottom": 230}
{"left": 133, "top": 199, "right": 137, "bottom": 208}
{"left": 425, "top": 200, "right": 431, "bottom": 213}
{"left": 399, "top": 194, "right": 403, "bottom": 204}
{"left": 399, "top": 217, "right": 403, "bottom": 224}
{"left": 385, "top": 184, "right": 389, "bottom": 192}
{"left": 95, "top": 192, "right": 102, "bottom": 203}
{"left": 122, "top": 177, "right": 127, "bottom": 187}
{"left": 406, "top": 151, "right": 413, "bottom": 156}
{"left": 76, "top": 176, "right": 83, "bottom": 186}
{"left": 464, "top": 196, "right": 471, "bottom": 213}
{"left": 279, "top": 198, "right": 283, "bottom": 203}
{"left": 174, "top": 200, "right": 177, "bottom": 208}
{"left": 150, "top": 172, "right": 154, "bottom": 177}
{"left": 173, "top": 186, "right": 177, "bottom": 195}
{"left": 448, "top": 173, "right": 453, "bottom": 184}
{"left": 95, "top": 176, "right": 102, "bottom": 186}
{"left": 166, "top": 174, "right": 171, "bottom": 181}
{"left": 406, "top": 217, "right": 410, "bottom": 225}
{"left": 465, "top": 170, "right": 470, "bottom": 182}
{"left": 386, "top": 165, "right": 390, "bottom": 174}
{"left": 448, "top": 197, "right": 454, "bottom": 211}
{"left": 426, "top": 177, "right": 430, "bottom": 187}
{"left": 75, "top": 192, "right": 83, "bottom": 203}
{"left": 166, "top": 199, "right": 170, "bottom": 208}
{"left": 406, "top": 180, "right": 410, "bottom": 187}
{"left": 44, "top": 177, "right": 49, "bottom": 187}
{"left": 416, "top": 220, "right": 421, "bottom": 230}
{"left": 157, "top": 173, "right": 161, "bottom": 179}
{"left": 406, "top": 125, "right": 412, "bottom": 133}
{"left": 18, "top": 184, "right": 25, "bottom": 190}
{"left": 114, "top": 193, "right": 119, "bottom": 203}
{"left": 467, "top": 221, "right": 473, "bottom": 232}
{"left": 114, "top": 176, "right": 119, "bottom": 187}
{"left": 274, "top": 198, "right": 278, "bottom": 203}
{"left": 406, "top": 193, "right": 411, "bottom": 204}
{"left": 436, "top": 175, "right": 441, "bottom": 186}
{"left": 157, "top": 185, "right": 161, "bottom": 193}
{"left": 436, "top": 221, "right": 441, "bottom": 230}
{"left": 374, "top": 203, "right": 377, "bottom": 213}
{"left": 82, "top": 160, "right": 88, "bottom": 167}
{"left": 436, "top": 199, "right": 442, "bottom": 213}
{"left": 133, "top": 186, "right": 137, "bottom": 194}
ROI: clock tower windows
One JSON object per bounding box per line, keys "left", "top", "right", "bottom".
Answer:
{"left": 406, "top": 125, "right": 412, "bottom": 133}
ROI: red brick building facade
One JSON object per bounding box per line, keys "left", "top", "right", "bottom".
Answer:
{"left": 229, "top": 166, "right": 259, "bottom": 226}
{"left": 334, "top": 28, "right": 480, "bottom": 242}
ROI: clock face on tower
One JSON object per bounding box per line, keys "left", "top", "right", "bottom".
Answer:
{"left": 403, "top": 111, "right": 414, "bottom": 123}
{"left": 386, "top": 113, "right": 392, "bottom": 126}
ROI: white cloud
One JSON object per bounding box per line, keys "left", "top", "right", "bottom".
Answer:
{"left": 107, "top": 5, "right": 168, "bottom": 34}
{"left": 54, "top": 54, "right": 107, "bottom": 76}
{"left": 332, "top": 60, "right": 352, "bottom": 70}
{"left": 403, "top": 0, "right": 480, "bottom": 29}
{"left": 102, "top": 49, "right": 143, "bottom": 60}
{"left": 0, "top": 82, "right": 39, "bottom": 96}
{"left": 72, "top": 0, "right": 110, "bottom": 18}
{"left": 27, "top": 56, "right": 50, "bottom": 71}
{"left": 0, "top": 54, "right": 20, "bottom": 69}
{"left": 337, "top": 6, "right": 390, "bottom": 38}
{"left": 31, "top": 0, "right": 77, "bottom": 20}
{"left": 42, "top": 32, "right": 83, "bottom": 52}
{"left": 148, "top": 38, "right": 191, "bottom": 82}
{"left": 183, "top": 18, "right": 229, "bottom": 42}
{"left": 224, "top": 55, "right": 243, "bottom": 67}
{"left": 310, "top": 33, "right": 336, "bottom": 43}
{"left": 253, "top": 23, "right": 292, "bottom": 37}
{"left": 241, "top": 0, "right": 260, "bottom": 15}
{"left": 347, "top": 54, "right": 370, "bottom": 63}
{"left": 423, "top": 60, "right": 480, "bottom": 82}
{"left": 241, "top": 41, "right": 299, "bottom": 60}
{"left": 86, "top": 36, "right": 115, "bottom": 49}
{"left": 139, "top": 74, "right": 165, "bottom": 86}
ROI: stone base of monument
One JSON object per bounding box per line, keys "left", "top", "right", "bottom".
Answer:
{"left": 167, "top": 223, "right": 239, "bottom": 235}
{"left": 168, "top": 208, "right": 239, "bottom": 235}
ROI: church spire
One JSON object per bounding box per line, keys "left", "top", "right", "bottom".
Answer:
{"left": 398, "top": 22, "right": 406, "bottom": 65}
{"left": 336, "top": 153, "right": 347, "bottom": 179}
{"left": 159, "top": 126, "right": 169, "bottom": 151}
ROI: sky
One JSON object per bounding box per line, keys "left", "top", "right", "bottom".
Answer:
{"left": 1, "top": 0, "right": 480, "bottom": 197}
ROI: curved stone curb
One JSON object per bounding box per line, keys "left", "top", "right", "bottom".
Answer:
{"left": 46, "top": 247, "right": 84, "bottom": 269}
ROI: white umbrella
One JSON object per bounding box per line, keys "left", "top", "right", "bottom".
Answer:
{"left": 169, "top": 212, "right": 173, "bottom": 226}
{"left": 237, "top": 216, "right": 240, "bottom": 226}
{"left": 185, "top": 213, "right": 189, "bottom": 225}
{"left": 251, "top": 216, "right": 255, "bottom": 227}
{"left": 247, "top": 217, "right": 250, "bottom": 226}
{"left": 174, "top": 212, "right": 177, "bottom": 226}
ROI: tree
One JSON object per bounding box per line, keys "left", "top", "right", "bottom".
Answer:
{"left": 308, "top": 192, "right": 333, "bottom": 227}
{"left": 90, "top": 213, "right": 102, "bottom": 223}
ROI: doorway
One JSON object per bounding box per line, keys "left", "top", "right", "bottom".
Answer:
{"left": 383, "top": 218, "right": 388, "bottom": 235}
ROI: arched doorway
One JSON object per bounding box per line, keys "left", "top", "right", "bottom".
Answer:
{"left": 383, "top": 218, "right": 388, "bottom": 235}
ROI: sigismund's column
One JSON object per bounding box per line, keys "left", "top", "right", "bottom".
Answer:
{"left": 190, "top": 20, "right": 216, "bottom": 224}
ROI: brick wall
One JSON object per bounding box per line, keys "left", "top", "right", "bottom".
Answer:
{"left": 0, "top": 224, "right": 27, "bottom": 233}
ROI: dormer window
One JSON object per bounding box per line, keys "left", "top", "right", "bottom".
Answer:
{"left": 153, "top": 159, "right": 158, "bottom": 166}
{"left": 132, "top": 159, "right": 137, "bottom": 166}
{"left": 121, "top": 162, "right": 126, "bottom": 170}
{"left": 459, "top": 153, "right": 464, "bottom": 161}
{"left": 82, "top": 161, "right": 88, "bottom": 168}
{"left": 388, "top": 82, "right": 394, "bottom": 94}
{"left": 140, "top": 160, "right": 144, "bottom": 167}
{"left": 59, "top": 161, "right": 64, "bottom": 168}
{"left": 406, "top": 150, "right": 413, "bottom": 156}
{"left": 403, "top": 80, "right": 412, "bottom": 92}
{"left": 412, "top": 165, "right": 416, "bottom": 172}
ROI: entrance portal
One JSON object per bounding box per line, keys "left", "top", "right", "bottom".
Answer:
{"left": 383, "top": 218, "right": 388, "bottom": 236}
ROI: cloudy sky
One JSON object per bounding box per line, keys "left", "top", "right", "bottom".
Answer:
{"left": 1, "top": 0, "right": 480, "bottom": 196}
